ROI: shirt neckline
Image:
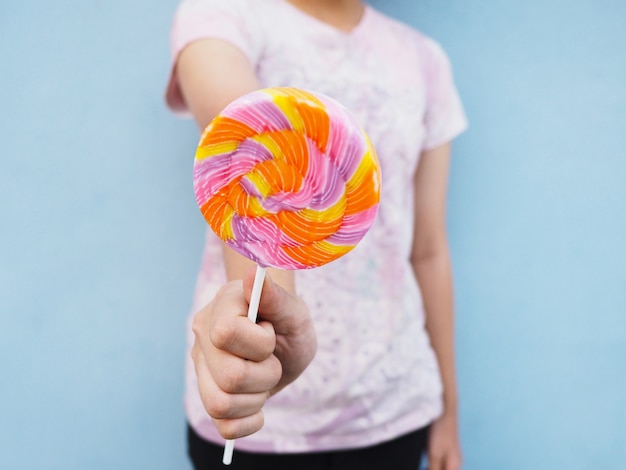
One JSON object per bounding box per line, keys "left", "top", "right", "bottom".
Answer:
{"left": 280, "top": 0, "right": 372, "bottom": 37}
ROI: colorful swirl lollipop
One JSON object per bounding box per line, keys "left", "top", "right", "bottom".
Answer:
{"left": 193, "top": 87, "right": 381, "bottom": 464}
{"left": 193, "top": 87, "right": 381, "bottom": 271}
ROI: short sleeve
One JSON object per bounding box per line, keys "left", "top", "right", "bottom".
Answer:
{"left": 165, "top": 0, "right": 262, "bottom": 113}
{"left": 419, "top": 39, "right": 468, "bottom": 151}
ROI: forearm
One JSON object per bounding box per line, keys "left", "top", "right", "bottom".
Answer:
{"left": 223, "top": 245, "right": 296, "bottom": 294}
{"left": 412, "top": 248, "right": 458, "bottom": 416}
{"left": 176, "top": 39, "right": 298, "bottom": 296}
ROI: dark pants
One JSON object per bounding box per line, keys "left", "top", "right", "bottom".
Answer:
{"left": 188, "top": 423, "right": 430, "bottom": 470}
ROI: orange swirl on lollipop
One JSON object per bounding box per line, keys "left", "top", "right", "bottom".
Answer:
{"left": 193, "top": 87, "right": 381, "bottom": 270}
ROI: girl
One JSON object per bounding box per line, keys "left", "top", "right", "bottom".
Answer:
{"left": 166, "top": 0, "right": 467, "bottom": 468}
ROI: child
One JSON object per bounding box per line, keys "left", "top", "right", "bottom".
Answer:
{"left": 166, "top": 0, "right": 467, "bottom": 468}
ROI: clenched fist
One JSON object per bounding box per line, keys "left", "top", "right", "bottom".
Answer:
{"left": 191, "top": 267, "right": 317, "bottom": 440}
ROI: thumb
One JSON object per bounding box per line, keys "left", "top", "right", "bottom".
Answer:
{"left": 242, "top": 266, "right": 279, "bottom": 317}
{"left": 242, "top": 266, "right": 301, "bottom": 328}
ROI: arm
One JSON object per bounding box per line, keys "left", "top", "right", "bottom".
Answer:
{"left": 177, "top": 38, "right": 296, "bottom": 292}
{"left": 410, "top": 142, "right": 462, "bottom": 470}
{"left": 176, "top": 39, "right": 316, "bottom": 438}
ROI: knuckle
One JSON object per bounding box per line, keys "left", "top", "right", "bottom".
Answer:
{"left": 215, "top": 422, "right": 240, "bottom": 441}
{"left": 219, "top": 362, "right": 247, "bottom": 393}
{"left": 191, "top": 310, "right": 207, "bottom": 338}
{"left": 190, "top": 341, "right": 200, "bottom": 363}
{"left": 210, "top": 320, "right": 237, "bottom": 351}
{"left": 205, "top": 392, "right": 234, "bottom": 419}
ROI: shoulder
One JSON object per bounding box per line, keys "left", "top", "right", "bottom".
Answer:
{"left": 170, "top": 0, "right": 274, "bottom": 56}
{"left": 172, "top": 0, "right": 282, "bottom": 45}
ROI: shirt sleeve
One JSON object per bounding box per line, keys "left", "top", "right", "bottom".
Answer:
{"left": 165, "top": 0, "right": 262, "bottom": 114}
{"left": 419, "top": 38, "right": 468, "bottom": 151}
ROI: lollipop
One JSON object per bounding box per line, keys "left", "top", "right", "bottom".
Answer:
{"left": 193, "top": 87, "right": 381, "bottom": 464}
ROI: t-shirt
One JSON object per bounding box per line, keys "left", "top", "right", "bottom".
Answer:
{"left": 166, "top": 0, "right": 468, "bottom": 453}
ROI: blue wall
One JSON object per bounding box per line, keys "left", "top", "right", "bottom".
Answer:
{"left": 1, "top": 0, "right": 624, "bottom": 469}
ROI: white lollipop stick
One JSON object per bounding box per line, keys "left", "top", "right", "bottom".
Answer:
{"left": 247, "top": 266, "right": 267, "bottom": 323}
{"left": 222, "top": 440, "right": 235, "bottom": 466}
{"left": 222, "top": 265, "right": 267, "bottom": 465}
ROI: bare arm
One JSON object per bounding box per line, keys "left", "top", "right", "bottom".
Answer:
{"left": 177, "top": 39, "right": 259, "bottom": 130}
{"left": 176, "top": 39, "right": 315, "bottom": 439}
{"left": 177, "top": 38, "right": 296, "bottom": 292}
{"left": 410, "top": 143, "right": 462, "bottom": 470}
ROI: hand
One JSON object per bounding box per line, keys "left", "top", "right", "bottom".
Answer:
{"left": 191, "top": 267, "right": 316, "bottom": 440}
{"left": 428, "top": 411, "right": 462, "bottom": 470}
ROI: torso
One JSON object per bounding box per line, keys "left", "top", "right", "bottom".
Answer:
{"left": 182, "top": 0, "right": 462, "bottom": 453}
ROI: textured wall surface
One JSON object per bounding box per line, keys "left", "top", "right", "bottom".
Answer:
{"left": 1, "top": 0, "right": 624, "bottom": 468}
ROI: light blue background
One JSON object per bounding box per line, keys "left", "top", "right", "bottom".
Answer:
{"left": 1, "top": 0, "right": 624, "bottom": 468}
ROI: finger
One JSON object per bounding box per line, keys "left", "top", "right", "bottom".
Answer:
{"left": 212, "top": 410, "right": 265, "bottom": 440}
{"left": 194, "top": 285, "right": 277, "bottom": 362}
{"left": 193, "top": 345, "right": 271, "bottom": 419}
{"left": 429, "top": 456, "right": 443, "bottom": 470}
{"left": 209, "top": 310, "right": 277, "bottom": 362}
{"left": 207, "top": 345, "right": 282, "bottom": 394}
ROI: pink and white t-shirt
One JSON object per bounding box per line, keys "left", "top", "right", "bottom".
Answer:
{"left": 166, "top": 0, "right": 467, "bottom": 453}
